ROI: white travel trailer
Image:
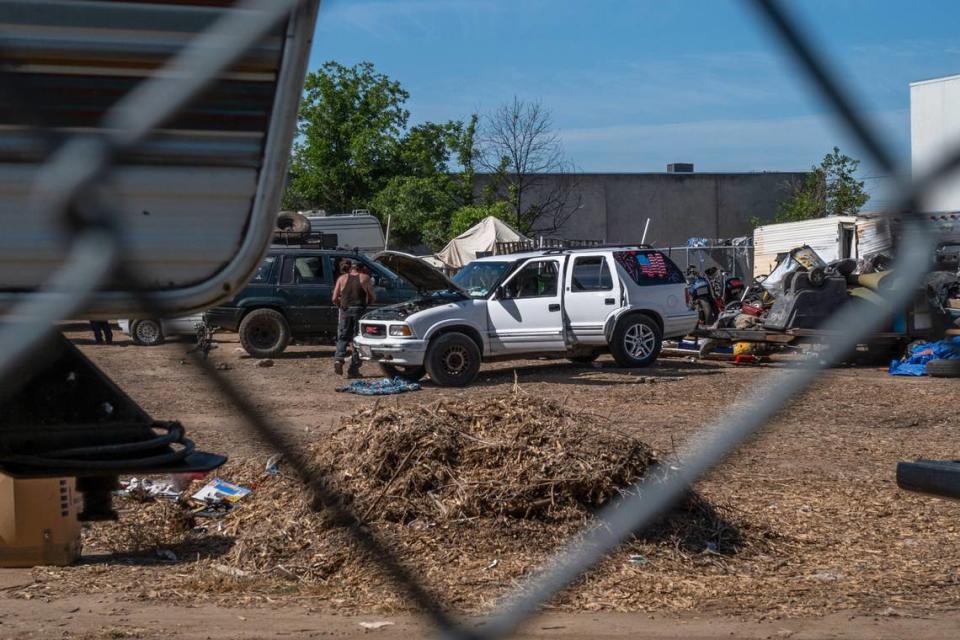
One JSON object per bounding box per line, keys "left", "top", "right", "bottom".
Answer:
{"left": 752, "top": 215, "right": 894, "bottom": 278}
{"left": 304, "top": 210, "right": 385, "bottom": 255}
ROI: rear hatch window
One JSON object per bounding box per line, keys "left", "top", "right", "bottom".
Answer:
{"left": 614, "top": 250, "right": 685, "bottom": 286}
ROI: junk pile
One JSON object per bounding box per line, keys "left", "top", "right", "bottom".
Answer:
{"left": 695, "top": 244, "right": 960, "bottom": 358}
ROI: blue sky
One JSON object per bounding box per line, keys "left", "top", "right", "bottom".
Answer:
{"left": 312, "top": 1, "right": 960, "bottom": 208}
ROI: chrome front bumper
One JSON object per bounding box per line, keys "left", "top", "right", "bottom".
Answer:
{"left": 353, "top": 336, "right": 428, "bottom": 366}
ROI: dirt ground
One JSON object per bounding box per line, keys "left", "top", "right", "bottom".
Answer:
{"left": 1, "top": 328, "right": 959, "bottom": 639}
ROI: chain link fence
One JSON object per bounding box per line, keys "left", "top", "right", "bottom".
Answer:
{"left": 0, "top": 1, "right": 955, "bottom": 638}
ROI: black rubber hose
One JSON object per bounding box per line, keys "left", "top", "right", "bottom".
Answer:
{"left": 0, "top": 421, "right": 195, "bottom": 470}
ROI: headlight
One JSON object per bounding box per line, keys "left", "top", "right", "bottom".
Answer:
{"left": 389, "top": 324, "right": 413, "bottom": 337}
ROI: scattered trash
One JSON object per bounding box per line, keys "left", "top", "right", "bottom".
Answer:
{"left": 233, "top": 347, "right": 246, "bottom": 353}
{"left": 215, "top": 362, "right": 231, "bottom": 371}
{"left": 336, "top": 376, "right": 421, "bottom": 396}
{"left": 119, "top": 477, "right": 181, "bottom": 501}
{"left": 256, "top": 359, "right": 274, "bottom": 367}
{"left": 178, "top": 359, "right": 189, "bottom": 365}
{"left": 629, "top": 554, "right": 648, "bottom": 566}
{"left": 358, "top": 621, "right": 394, "bottom": 631}
{"left": 591, "top": 361, "right": 603, "bottom": 369}
{"left": 485, "top": 559, "right": 499, "bottom": 570}
{"left": 264, "top": 454, "right": 283, "bottom": 476}
{"left": 191, "top": 478, "right": 251, "bottom": 505}
{"left": 212, "top": 563, "right": 249, "bottom": 579}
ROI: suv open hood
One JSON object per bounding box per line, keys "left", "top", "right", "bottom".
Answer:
{"left": 374, "top": 251, "right": 466, "bottom": 296}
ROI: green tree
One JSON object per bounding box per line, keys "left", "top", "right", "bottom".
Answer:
{"left": 372, "top": 115, "right": 483, "bottom": 250}
{"left": 284, "top": 61, "right": 409, "bottom": 212}
{"left": 760, "top": 147, "right": 869, "bottom": 226}
{"left": 283, "top": 61, "right": 507, "bottom": 250}
{"left": 370, "top": 176, "right": 460, "bottom": 249}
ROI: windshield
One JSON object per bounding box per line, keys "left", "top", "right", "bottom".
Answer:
{"left": 452, "top": 261, "right": 512, "bottom": 298}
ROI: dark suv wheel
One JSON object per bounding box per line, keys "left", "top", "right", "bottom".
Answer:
{"left": 131, "top": 319, "right": 164, "bottom": 346}
{"left": 424, "top": 332, "right": 481, "bottom": 387}
{"left": 610, "top": 314, "right": 662, "bottom": 368}
{"left": 239, "top": 308, "right": 290, "bottom": 358}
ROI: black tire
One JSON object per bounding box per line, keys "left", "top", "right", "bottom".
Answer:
{"left": 379, "top": 363, "right": 427, "bottom": 382}
{"left": 694, "top": 298, "right": 716, "bottom": 326}
{"left": 567, "top": 354, "right": 598, "bottom": 365}
{"left": 926, "top": 359, "right": 960, "bottom": 378}
{"left": 131, "top": 319, "right": 164, "bottom": 346}
{"left": 424, "top": 332, "right": 481, "bottom": 387}
{"left": 238, "top": 308, "right": 290, "bottom": 358}
{"left": 610, "top": 314, "right": 662, "bottom": 368}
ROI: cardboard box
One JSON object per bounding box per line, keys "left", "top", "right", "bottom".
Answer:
{"left": 0, "top": 474, "right": 81, "bottom": 567}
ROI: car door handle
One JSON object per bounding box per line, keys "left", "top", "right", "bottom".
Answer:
{"left": 548, "top": 303, "right": 561, "bottom": 312}
{"left": 605, "top": 298, "right": 615, "bottom": 305}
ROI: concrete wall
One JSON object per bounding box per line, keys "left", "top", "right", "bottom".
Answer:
{"left": 475, "top": 172, "right": 807, "bottom": 247}
{"left": 911, "top": 74, "right": 960, "bottom": 212}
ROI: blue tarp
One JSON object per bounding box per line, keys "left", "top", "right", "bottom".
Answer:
{"left": 888, "top": 337, "right": 960, "bottom": 376}
{"left": 336, "top": 376, "right": 422, "bottom": 396}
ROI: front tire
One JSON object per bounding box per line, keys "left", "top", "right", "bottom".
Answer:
{"left": 379, "top": 363, "right": 427, "bottom": 382}
{"left": 238, "top": 309, "right": 290, "bottom": 358}
{"left": 424, "top": 332, "right": 481, "bottom": 387}
{"left": 610, "top": 314, "right": 662, "bottom": 368}
{"left": 131, "top": 319, "right": 164, "bottom": 346}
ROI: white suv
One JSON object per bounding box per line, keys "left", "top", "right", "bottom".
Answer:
{"left": 355, "top": 247, "right": 697, "bottom": 387}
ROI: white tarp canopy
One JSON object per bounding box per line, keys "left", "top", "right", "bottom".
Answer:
{"left": 436, "top": 216, "right": 528, "bottom": 268}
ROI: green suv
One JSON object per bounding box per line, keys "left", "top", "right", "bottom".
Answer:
{"left": 203, "top": 248, "right": 416, "bottom": 357}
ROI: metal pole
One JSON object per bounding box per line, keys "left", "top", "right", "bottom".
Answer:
{"left": 640, "top": 217, "right": 651, "bottom": 245}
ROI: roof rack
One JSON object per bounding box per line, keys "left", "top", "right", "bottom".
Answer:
{"left": 539, "top": 243, "right": 654, "bottom": 254}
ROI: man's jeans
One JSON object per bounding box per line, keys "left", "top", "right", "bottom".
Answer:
{"left": 335, "top": 306, "right": 364, "bottom": 372}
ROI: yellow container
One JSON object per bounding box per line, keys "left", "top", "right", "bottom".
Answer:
{"left": 0, "top": 474, "right": 82, "bottom": 567}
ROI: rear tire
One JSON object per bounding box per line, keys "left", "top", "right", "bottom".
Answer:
{"left": 694, "top": 298, "right": 716, "bottom": 326}
{"left": 926, "top": 359, "right": 960, "bottom": 378}
{"left": 131, "top": 319, "right": 164, "bottom": 346}
{"left": 610, "top": 314, "right": 662, "bottom": 368}
{"left": 239, "top": 309, "right": 290, "bottom": 358}
{"left": 379, "top": 363, "right": 427, "bottom": 382}
{"left": 424, "top": 332, "right": 481, "bottom": 387}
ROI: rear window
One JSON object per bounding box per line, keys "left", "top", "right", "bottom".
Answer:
{"left": 614, "top": 250, "right": 685, "bottom": 286}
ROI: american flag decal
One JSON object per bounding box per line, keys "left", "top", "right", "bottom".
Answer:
{"left": 636, "top": 252, "right": 668, "bottom": 277}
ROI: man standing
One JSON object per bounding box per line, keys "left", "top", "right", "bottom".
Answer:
{"left": 89, "top": 320, "right": 113, "bottom": 344}
{"left": 331, "top": 260, "right": 376, "bottom": 377}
